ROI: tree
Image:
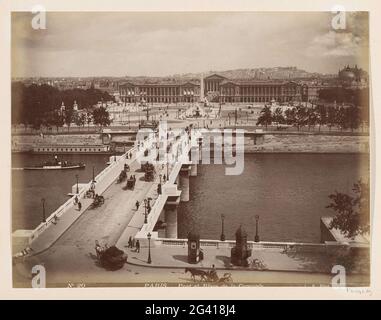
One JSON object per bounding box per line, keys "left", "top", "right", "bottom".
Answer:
{"left": 327, "top": 179, "right": 370, "bottom": 238}
{"left": 92, "top": 107, "right": 111, "bottom": 127}
{"left": 85, "top": 111, "right": 93, "bottom": 129}
{"left": 345, "top": 106, "right": 361, "bottom": 132}
{"left": 294, "top": 105, "right": 307, "bottom": 131}
{"left": 335, "top": 106, "right": 347, "bottom": 131}
{"left": 64, "top": 107, "right": 74, "bottom": 132}
{"left": 273, "top": 107, "right": 285, "bottom": 124}
{"left": 284, "top": 108, "right": 296, "bottom": 125}
{"left": 326, "top": 107, "right": 336, "bottom": 131}
{"left": 306, "top": 108, "right": 317, "bottom": 131}
{"left": 315, "top": 104, "right": 327, "bottom": 132}
{"left": 74, "top": 112, "right": 86, "bottom": 127}
{"left": 256, "top": 105, "right": 272, "bottom": 129}
{"left": 49, "top": 111, "right": 64, "bottom": 132}
{"left": 11, "top": 82, "right": 115, "bottom": 126}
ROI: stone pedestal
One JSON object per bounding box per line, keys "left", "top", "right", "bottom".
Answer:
{"left": 188, "top": 232, "right": 202, "bottom": 264}
{"left": 231, "top": 225, "right": 251, "bottom": 267}
{"left": 179, "top": 165, "right": 190, "bottom": 202}
{"left": 164, "top": 196, "right": 180, "bottom": 238}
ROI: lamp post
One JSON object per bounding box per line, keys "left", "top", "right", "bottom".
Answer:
{"left": 41, "top": 198, "right": 46, "bottom": 223}
{"left": 254, "top": 215, "right": 260, "bottom": 242}
{"left": 92, "top": 166, "right": 96, "bottom": 183}
{"left": 166, "top": 159, "right": 169, "bottom": 181}
{"left": 220, "top": 214, "right": 225, "bottom": 241}
{"left": 147, "top": 232, "right": 152, "bottom": 264}
{"left": 144, "top": 199, "right": 148, "bottom": 223}
{"left": 75, "top": 174, "right": 79, "bottom": 194}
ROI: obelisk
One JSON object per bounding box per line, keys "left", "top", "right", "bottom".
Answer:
{"left": 200, "top": 73, "right": 204, "bottom": 103}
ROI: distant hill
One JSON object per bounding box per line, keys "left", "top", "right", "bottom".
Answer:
{"left": 171, "top": 67, "right": 334, "bottom": 80}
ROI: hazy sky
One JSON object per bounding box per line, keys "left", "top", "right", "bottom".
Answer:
{"left": 11, "top": 11, "right": 369, "bottom": 77}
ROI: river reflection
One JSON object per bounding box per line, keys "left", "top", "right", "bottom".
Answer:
{"left": 178, "top": 153, "right": 369, "bottom": 243}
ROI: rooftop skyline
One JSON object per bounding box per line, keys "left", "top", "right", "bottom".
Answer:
{"left": 11, "top": 11, "right": 369, "bottom": 78}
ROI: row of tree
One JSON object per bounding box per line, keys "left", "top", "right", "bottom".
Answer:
{"left": 40, "top": 106, "right": 111, "bottom": 131}
{"left": 318, "top": 87, "right": 369, "bottom": 106}
{"left": 11, "top": 82, "right": 114, "bottom": 126}
{"left": 256, "top": 104, "right": 369, "bottom": 132}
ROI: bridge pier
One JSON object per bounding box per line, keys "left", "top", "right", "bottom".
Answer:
{"left": 190, "top": 163, "right": 197, "bottom": 176}
{"left": 164, "top": 196, "right": 180, "bottom": 238}
{"left": 179, "top": 165, "right": 191, "bottom": 202}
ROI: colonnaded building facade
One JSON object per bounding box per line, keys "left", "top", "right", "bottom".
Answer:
{"left": 203, "top": 74, "right": 307, "bottom": 103}
{"left": 118, "top": 74, "right": 308, "bottom": 104}
{"left": 118, "top": 79, "right": 200, "bottom": 104}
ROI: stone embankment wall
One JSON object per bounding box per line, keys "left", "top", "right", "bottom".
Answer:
{"left": 12, "top": 134, "right": 102, "bottom": 152}
{"left": 245, "top": 134, "right": 369, "bottom": 153}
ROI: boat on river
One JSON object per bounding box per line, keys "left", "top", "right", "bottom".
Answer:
{"left": 23, "top": 160, "right": 85, "bottom": 170}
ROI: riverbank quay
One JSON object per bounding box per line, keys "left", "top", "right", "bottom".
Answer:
{"left": 12, "top": 133, "right": 104, "bottom": 152}
{"left": 243, "top": 134, "right": 369, "bottom": 153}
{"left": 124, "top": 244, "right": 369, "bottom": 282}
{"left": 12, "top": 129, "right": 369, "bottom": 154}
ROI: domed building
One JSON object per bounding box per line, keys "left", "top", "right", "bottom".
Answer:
{"left": 338, "top": 65, "right": 368, "bottom": 88}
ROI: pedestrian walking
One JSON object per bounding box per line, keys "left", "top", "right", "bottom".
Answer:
{"left": 135, "top": 200, "right": 140, "bottom": 211}
{"left": 128, "top": 236, "right": 132, "bottom": 248}
{"left": 74, "top": 195, "right": 78, "bottom": 205}
{"left": 135, "top": 240, "right": 140, "bottom": 253}
{"left": 78, "top": 201, "right": 82, "bottom": 211}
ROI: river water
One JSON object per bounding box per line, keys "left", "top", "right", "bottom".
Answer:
{"left": 12, "top": 153, "right": 369, "bottom": 243}
{"left": 12, "top": 153, "right": 110, "bottom": 231}
{"left": 178, "top": 153, "right": 369, "bottom": 243}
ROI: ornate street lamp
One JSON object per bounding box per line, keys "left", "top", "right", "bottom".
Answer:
{"left": 220, "top": 214, "right": 225, "bottom": 241}
{"left": 41, "top": 198, "right": 46, "bottom": 223}
{"left": 75, "top": 174, "right": 79, "bottom": 194}
{"left": 144, "top": 199, "right": 148, "bottom": 224}
{"left": 147, "top": 232, "right": 152, "bottom": 264}
{"left": 254, "top": 215, "right": 260, "bottom": 242}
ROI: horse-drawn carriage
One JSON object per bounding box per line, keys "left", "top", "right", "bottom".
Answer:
{"left": 116, "top": 170, "right": 127, "bottom": 183}
{"left": 141, "top": 162, "right": 155, "bottom": 173}
{"left": 95, "top": 242, "right": 127, "bottom": 270}
{"left": 126, "top": 177, "right": 136, "bottom": 190}
{"left": 90, "top": 194, "right": 105, "bottom": 209}
{"left": 141, "top": 162, "right": 155, "bottom": 182}
{"left": 185, "top": 268, "right": 233, "bottom": 283}
{"left": 116, "top": 164, "right": 130, "bottom": 184}
{"left": 144, "top": 169, "right": 155, "bottom": 182}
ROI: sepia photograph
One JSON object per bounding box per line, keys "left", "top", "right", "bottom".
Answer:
{"left": 9, "top": 9, "right": 371, "bottom": 290}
